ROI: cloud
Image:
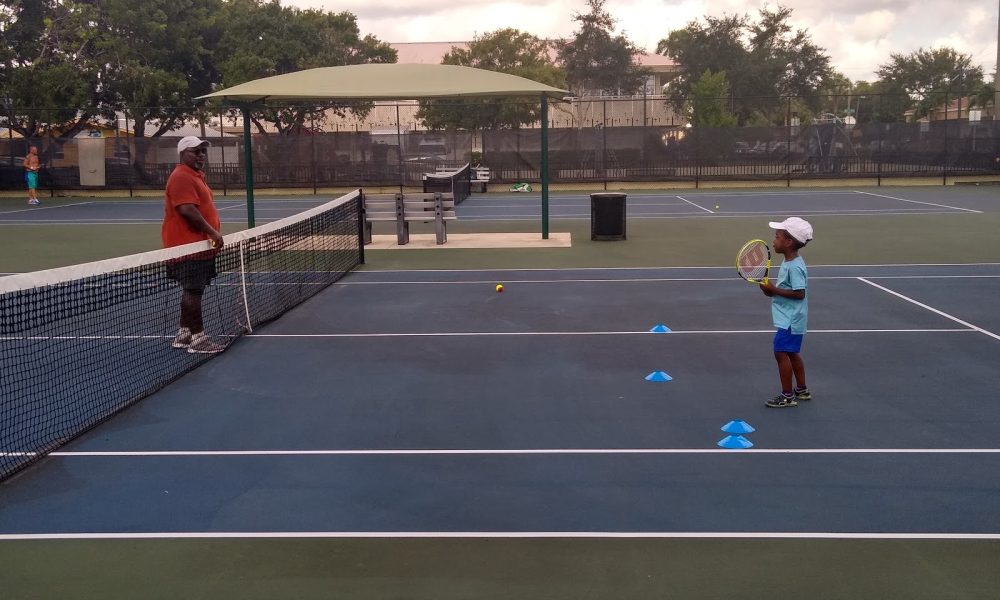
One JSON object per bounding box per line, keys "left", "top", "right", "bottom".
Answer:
{"left": 282, "top": 0, "right": 999, "bottom": 79}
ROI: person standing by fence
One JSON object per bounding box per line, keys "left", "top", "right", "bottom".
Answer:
{"left": 24, "top": 146, "right": 40, "bottom": 205}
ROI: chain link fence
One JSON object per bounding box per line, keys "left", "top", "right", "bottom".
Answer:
{"left": 1, "top": 94, "right": 996, "bottom": 194}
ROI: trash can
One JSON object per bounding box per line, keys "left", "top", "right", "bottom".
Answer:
{"left": 590, "top": 193, "right": 626, "bottom": 240}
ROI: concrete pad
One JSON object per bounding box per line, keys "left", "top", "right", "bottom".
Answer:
{"left": 368, "top": 232, "right": 572, "bottom": 250}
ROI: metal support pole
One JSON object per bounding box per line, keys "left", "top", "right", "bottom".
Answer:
{"left": 241, "top": 106, "right": 256, "bottom": 228}
{"left": 541, "top": 95, "right": 550, "bottom": 239}
{"left": 311, "top": 111, "right": 317, "bottom": 195}
{"left": 602, "top": 99, "right": 608, "bottom": 191}
{"left": 786, "top": 96, "right": 792, "bottom": 187}
{"left": 219, "top": 107, "right": 227, "bottom": 196}
{"left": 396, "top": 104, "right": 404, "bottom": 195}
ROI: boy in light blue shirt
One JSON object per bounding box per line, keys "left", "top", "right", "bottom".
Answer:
{"left": 760, "top": 217, "right": 813, "bottom": 408}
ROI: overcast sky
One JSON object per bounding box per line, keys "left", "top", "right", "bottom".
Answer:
{"left": 282, "top": 0, "right": 998, "bottom": 82}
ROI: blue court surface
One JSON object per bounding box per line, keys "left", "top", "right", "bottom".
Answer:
{"left": 2, "top": 261, "right": 999, "bottom": 536}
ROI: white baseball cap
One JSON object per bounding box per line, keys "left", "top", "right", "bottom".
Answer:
{"left": 769, "top": 217, "right": 814, "bottom": 244}
{"left": 177, "top": 136, "right": 211, "bottom": 153}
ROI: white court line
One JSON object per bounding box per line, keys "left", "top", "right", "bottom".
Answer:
{"left": 4, "top": 446, "right": 996, "bottom": 458}
{"left": 2, "top": 532, "right": 998, "bottom": 540}
{"left": 41, "top": 448, "right": 1000, "bottom": 457}
{"left": 0, "top": 328, "right": 973, "bottom": 342}
{"left": 676, "top": 195, "right": 714, "bottom": 213}
{"left": 458, "top": 210, "right": 961, "bottom": 221}
{"left": 0, "top": 201, "right": 98, "bottom": 215}
{"left": 339, "top": 275, "right": 1000, "bottom": 285}
{"left": 854, "top": 190, "right": 982, "bottom": 213}
{"left": 858, "top": 277, "right": 1000, "bottom": 341}
{"left": 247, "top": 329, "right": 973, "bottom": 339}
{"left": 463, "top": 202, "right": 689, "bottom": 208}
{"left": 354, "top": 262, "right": 1000, "bottom": 273}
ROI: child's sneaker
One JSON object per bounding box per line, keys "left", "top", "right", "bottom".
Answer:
{"left": 766, "top": 393, "right": 798, "bottom": 408}
{"left": 794, "top": 387, "right": 812, "bottom": 401}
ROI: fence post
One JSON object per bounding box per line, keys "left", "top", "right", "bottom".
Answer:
{"left": 943, "top": 90, "right": 949, "bottom": 185}
{"left": 395, "top": 103, "right": 403, "bottom": 194}
{"left": 786, "top": 96, "right": 792, "bottom": 188}
{"left": 219, "top": 107, "right": 227, "bottom": 196}
{"left": 877, "top": 95, "right": 883, "bottom": 186}
{"left": 602, "top": 99, "right": 607, "bottom": 191}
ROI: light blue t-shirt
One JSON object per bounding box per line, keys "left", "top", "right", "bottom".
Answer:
{"left": 771, "top": 256, "right": 808, "bottom": 334}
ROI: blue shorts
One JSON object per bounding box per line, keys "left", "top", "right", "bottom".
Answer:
{"left": 25, "top": 171, "right": 38, "bottom": 190}
{"left": 773, "top": 327, "right": 804, "bottom": 353}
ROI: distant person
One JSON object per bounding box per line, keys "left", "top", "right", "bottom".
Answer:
{"left": 759, "top": 217, "right": 813, "bottom": 408}
{"left": 162, "top": 136, "right": 224, "bottom": 354}
{"left": 24, "top": 146, "right": 40, "bottom": 205}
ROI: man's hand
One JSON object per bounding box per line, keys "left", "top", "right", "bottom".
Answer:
{"left": 759, "top": 281, "right": 775, "bottom": 297}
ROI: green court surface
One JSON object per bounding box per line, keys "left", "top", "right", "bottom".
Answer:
{"left": 2, "top": 187, "right": 999, "bottom": 599}
{"left": 5, "top": 538, "right": 1000, "bottom": 599}
{"left": 2, "top": 193, "right": 1000, "bottom": 273}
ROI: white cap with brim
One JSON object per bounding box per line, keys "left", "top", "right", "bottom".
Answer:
{"left": 177, "top": 136, "right": 211, "bottom": 154}
{"left": 768, "top": 216, "right": 814, "bottom": 244}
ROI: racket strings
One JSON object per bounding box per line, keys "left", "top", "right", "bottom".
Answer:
{"left": 739, "top": 262, "right": 768, "bottom": 280}
{"left": 738, "top": 243, "right": 769, "bottom": 280}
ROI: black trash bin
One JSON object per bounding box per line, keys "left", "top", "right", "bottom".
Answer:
{"left": 590, "top": 192, "right": 626, "bottom": 240}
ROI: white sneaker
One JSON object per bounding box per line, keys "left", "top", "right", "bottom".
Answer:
{"left": 187, "top": 332, "right": 224, "bottom": 354}
{"left": 171, "top": 327, "right": 192, "bottom": 348}
{"left": 28, "top": 199, "right": 40, "bottom": 205}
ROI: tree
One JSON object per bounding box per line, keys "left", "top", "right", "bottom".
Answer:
{"left": 876, "top": 47, "right": 985, "bottom": 120}
{"left": 556, "top": 0, "right": 648, "bottom": 97}
{"left": 93, "top": 0, "right": 224, "bottom": 144}
{"left": 687, "top": 70, "right": 737, "bottom": 127}
{"left": 0, "top": 0, "right": 103, "bottom": 140}
{"left": 657, "top": 6, "right": 832, "bottom": 125}
{"left": 415, "top": 29, "right": 565, "bottom": 130}
{"left": 215, "top": 0, "right": 396, "bottom": 135}
{"left": 815, "top": 70, "right": 852, "bottom": 117}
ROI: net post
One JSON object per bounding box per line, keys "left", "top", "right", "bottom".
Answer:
{"left": 357, "top": 191, "right": 366, "bottom": 265}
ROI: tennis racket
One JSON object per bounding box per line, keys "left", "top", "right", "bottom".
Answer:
{"left": 736, "top": 239, "right": 771, "bottom": 284}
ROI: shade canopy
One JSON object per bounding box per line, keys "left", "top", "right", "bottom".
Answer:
{"left": 199, "top": 63, "right": 568, "bottom": 102}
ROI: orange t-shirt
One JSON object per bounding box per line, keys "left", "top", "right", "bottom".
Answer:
{"left": 162, "top": 164, "right": 220, "bottom": 248}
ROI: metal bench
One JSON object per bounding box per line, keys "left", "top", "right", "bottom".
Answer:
{"left": 362, "top": 191, "right": 456, "bottom": 245}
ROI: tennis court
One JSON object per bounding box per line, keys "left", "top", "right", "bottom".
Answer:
{"left": 2, "top": 185, "right": 999, "bottom": 598}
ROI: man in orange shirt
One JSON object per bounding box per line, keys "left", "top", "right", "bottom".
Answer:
{"left": 163, "top": 136, "right": 225, "bottom": 354}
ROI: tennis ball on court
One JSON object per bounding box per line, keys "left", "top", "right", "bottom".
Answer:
{"left": 715, "top": 204, "right": 720, "bottom": 209}
{"left": 496, "top": 283, "right": 504, "bottom": 293}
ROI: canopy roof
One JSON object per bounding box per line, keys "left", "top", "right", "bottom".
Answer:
{"left": 200, "top": 63, "right": 568, "bottom": 103}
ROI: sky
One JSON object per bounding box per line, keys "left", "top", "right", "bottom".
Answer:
{"left": 281, "top": 0, "right": 998, "bottom": 83}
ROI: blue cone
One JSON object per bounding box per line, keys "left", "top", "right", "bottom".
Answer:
{"left": 645, "top": 371, "right": 673, "bottom": 382}
{"left": 717, "top": 435, "right": 753, "bottom": 449}
{"left": 649, "top": 324, "right": 672, "bottom": 333}
{"left": 721, "top": 420, "right": 755, "bottom": 435}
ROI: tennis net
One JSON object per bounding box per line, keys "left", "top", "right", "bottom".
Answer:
{"left": 422, "top": 162, "right": 472, "bottom": 204}
{"left": 0, "top": 190, "right": 364, "bottom": 480}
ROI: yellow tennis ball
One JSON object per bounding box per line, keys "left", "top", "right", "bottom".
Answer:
{"left": 496, "top": 283, "right": 504, "bottom": 293}
{"left": 715, "top": 204, "right": 720, "bottom": 209}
